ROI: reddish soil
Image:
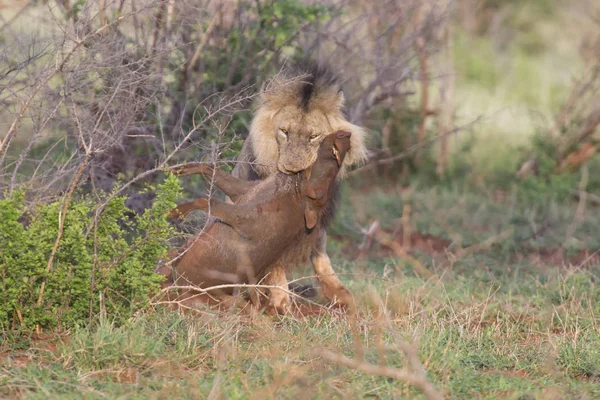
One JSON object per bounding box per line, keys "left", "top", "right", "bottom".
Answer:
{"left": 518, "top": 247, "right": 600, "bottom": 267}
{"left": 334, "top": 228, "right": 453, "bottom": 261}
{"left": 334, "top": 227, "right": 599, "bottom": 268}
{"left": 0, "top": 333, "right": 65, "bottom": 368}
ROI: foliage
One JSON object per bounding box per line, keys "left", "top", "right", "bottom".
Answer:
{"left": 0, "top": 175, "right": 181, "bottom": 332}
{"left": 454, "top": 31, "right": 501, "bottom": 91}
{"left": 515, "top": 133, "right": 596, "bottom": 204}
{"left": 176, "top": 0, "right": 331, "bottom": 146}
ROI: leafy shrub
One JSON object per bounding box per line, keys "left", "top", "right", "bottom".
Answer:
{"left": 0, "top": 175, "right": 181, "bottom": 332}
{"left": 516, "top": 133, "right": 583, "bottom": 204}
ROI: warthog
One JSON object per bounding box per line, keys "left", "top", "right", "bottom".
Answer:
{"left": 159, "top": 131, "right": 354, "bottom": 313}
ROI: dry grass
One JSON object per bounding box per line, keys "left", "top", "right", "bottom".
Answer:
{"left": 2, "top": 182, "right": 600, "bottom": 399}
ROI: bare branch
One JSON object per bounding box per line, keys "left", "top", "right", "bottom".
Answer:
{"left": 0, "top": 11, "right": 131, "bottom": 159}
{"left": 316, "top": 349, "right": 443, "bottom": 400}
{"left": 349, "top": 115, "right": 483, "bottom": 176}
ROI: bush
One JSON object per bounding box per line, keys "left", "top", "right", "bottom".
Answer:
{"left": 516, "top": 133, "right": 584, "bottom": 204}
{"left": 0, "top": 174, "right": 181, "bottom": 332}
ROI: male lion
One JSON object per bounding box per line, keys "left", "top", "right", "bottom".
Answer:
{"left": 231, "top": 61, "right": 367, "bottom": 312}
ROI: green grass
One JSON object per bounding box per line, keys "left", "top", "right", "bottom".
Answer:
{"left": 2, "top": 182, "right": 599, "bottom": 399}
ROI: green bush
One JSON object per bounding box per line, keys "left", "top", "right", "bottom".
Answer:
{"left": 516, "top": 133, "right": 582, "bottom": 203}
{"left": 0, "top": 175, "right": 181, "bottom": 332}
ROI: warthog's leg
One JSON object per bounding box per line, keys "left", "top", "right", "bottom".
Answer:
{"left": 229, "top": 154, "right": 291, "bottom": 313}
{"left": 168, "top": 199, "right": 249, "bottom": 224}
{"left": 171, "top": 163, "right": 259, "bottom": 203}
{"left": 311, "top": 228, "right": 356, "bottom": 314}
{"left": 168, "top": 198, "right": 211, "bottom": 219}
{"left": 170, "top": 198, "right": 272, "bottom": 248}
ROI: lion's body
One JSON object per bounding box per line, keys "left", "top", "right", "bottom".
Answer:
{"left": 229, "top": 61, "right": 364, "bottom": 313}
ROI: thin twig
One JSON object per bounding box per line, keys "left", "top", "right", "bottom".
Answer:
{"left": 349, "top": 115, "right": 483, "bottom": 177}
{"left": 186, "top": 14, "right": 218, "bottom": 76}
{"left": 369, "top": 222, "right": 437, "bottom": 281}
{"left": 151, "top": 283, "right": 342, "bottom": 315}
{"left": 35, "top": 152, "right": 93, "bottom": 313}
{"left": 317, "top": 349, "right": 443, "bottom": 400}
{"left": 0, "top": 12, "right": 130, "bottom": 159}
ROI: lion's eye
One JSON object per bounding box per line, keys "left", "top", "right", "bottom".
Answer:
{"left": 309, "top": 134, "right": 320, "bottom": 141}
{"left": 279, "top": 128, "right": 288, "bottom": 136}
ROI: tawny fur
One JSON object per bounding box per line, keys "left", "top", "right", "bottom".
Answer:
{"left": 248, "top": 61, "right": 367, "bottom": 178}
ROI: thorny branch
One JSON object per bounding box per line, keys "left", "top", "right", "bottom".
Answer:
{"left": 350, "top": 115, "right": 484, "bottom": 177}
{"left": 0, "top": 12, "right": 132, "bottom": 159}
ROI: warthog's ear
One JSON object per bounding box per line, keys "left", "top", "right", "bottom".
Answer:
{"left": 333, "top": 131, "right": 352, "bottom": 167}
{"left": 304, "top": 206, "right": 318, "bottom": 230}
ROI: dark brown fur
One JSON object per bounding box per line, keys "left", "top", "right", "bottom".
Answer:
{"left": 160, "top": 132, "right": 352, "bottom": 308}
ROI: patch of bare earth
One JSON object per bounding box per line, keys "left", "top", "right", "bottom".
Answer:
{"left": 335, "top": 227, "right": 599, "bottom": 268}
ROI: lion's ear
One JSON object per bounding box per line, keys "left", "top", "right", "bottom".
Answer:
{"left": 304, "top": 207, "right": 318, "bottom": 230}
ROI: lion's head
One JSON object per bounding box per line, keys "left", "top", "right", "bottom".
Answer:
{"left": 248, "top": 62, "right": 367, "bottom": 178}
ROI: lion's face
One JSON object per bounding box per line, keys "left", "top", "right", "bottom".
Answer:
{"left": 248, "top": 62, "right": 367, "bottom": 179}
{"left": 273, "top": 105, "right": 332, "bottom": 174}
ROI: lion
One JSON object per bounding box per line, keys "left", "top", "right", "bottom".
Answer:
{"left": 230, "top": 60, "right": 367, "bottom": 313}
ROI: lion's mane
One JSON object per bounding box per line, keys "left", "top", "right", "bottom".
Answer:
{"left": 248, "top": 61, "right": 367, "bottom": 178}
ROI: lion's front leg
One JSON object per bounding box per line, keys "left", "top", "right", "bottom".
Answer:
{"left": 263, "top": 261, "right": 290, "bottom": 315}
{"left": 311, "top": 228, "right": 356, "bottom": 314}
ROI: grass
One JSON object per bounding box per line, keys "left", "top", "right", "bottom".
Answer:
{"left": 2, "top": 181, "right": 599, "bottom": 399}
